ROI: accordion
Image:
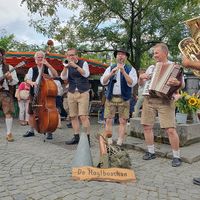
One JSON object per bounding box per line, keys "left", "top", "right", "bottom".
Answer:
{"left": 143, "top": 62, "right": 183, "bottom": 99}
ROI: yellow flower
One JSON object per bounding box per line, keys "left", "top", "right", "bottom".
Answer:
{"left": 188, "top": 97, "right": 198, "bottom": 106}
{"left": 185, "top": 94, "right": 191, "bottom": 100}
{"left": 198, "top": 99, "right": 200, "bottom": 108}
{"left": 176, "top": 91, "right": 200, "bottom": 114}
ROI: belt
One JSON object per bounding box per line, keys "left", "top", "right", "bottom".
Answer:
{"left": 0, "top": 88, "right": 6, "bottom": 92}
{"left": 145, "top": 96, "right": 159, "bottom": 99}
{"left": 112, "top": 95, "right": 122, "bottom": 98}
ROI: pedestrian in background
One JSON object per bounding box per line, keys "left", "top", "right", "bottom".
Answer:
{"left": 16, "top": 76, "right": 30, "bottom": 126}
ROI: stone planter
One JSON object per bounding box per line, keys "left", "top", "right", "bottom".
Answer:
{"left": 187, "top": 112, "right": 200, "bottom": 124}
{"left": 192, "top": 113, "right": 200, "bottom": 123}
{"left": 176, "top": 113, "right": 188, "bottom": 124}
{"left": 129, "top": 117, "right": 200, "bottom": 147}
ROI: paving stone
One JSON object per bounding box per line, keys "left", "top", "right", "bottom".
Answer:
{"left": 13, "top": 193, "right": 27, "bottom": 200}
{"left": 0, "top": 197, "right": 13, "bottom": 200}
{"left": 0, "top": 118, "right": 200, "bottom": 200}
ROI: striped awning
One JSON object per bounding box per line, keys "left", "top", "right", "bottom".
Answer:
{"left": 5, "top": 51, "right": 108, "bottom": 76}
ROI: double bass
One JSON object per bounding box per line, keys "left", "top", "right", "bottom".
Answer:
{"left": 31, "top": 69, "right": 59, "bottom": 133}
{"left": 30, "top": 41, "right": 59, "bottom": 133}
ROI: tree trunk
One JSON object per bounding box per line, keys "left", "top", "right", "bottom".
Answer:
{"left": 134, "top": 49, "right": 141, "bottom": 71}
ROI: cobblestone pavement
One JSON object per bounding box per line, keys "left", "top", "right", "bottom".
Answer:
{"left": 0, "top": 118, "right": 199, "bottom": 200}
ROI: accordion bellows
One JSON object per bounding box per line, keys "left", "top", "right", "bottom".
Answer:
{"left": 148, "top": 62, "right": 182, "bottom": 99}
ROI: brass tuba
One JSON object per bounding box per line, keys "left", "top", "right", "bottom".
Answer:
{"left": 178, "top": 16, "right": 200, "bottom": 77}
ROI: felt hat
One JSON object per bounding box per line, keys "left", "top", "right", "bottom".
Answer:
{"left": 113, "top": 49, "right": 130, "bottom": 58}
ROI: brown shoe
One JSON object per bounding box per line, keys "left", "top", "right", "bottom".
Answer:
{"left": 20, "top": 120, "right": 27, "bottom": 126}
{"left": 6, "top": 133, "right": 14, "bottom": 142}
{"left": 20, "top": 120, "right": 24, "bottom": 126}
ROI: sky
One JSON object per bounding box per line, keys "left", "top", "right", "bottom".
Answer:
{"left": 0, "top": 0, "right": 75, "bottom": 46}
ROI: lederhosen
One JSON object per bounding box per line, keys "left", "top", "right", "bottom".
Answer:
{"left": 0, "top": 64, "right": 15, "bottom": 115}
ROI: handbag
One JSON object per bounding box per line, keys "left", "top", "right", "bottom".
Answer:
{"left": 19, "top": 90, "right": 29, "bottom": 100}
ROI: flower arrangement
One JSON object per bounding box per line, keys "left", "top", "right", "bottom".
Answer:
{"left": 175, "top": 91, "right": 200, "bottom": 114}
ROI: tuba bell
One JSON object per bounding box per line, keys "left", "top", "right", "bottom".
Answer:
{"left": 178, "top": 16, "right": 200, "bottom": 77}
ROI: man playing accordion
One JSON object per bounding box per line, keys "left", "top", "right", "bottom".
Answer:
{"left": 139, "top": 43, "right": 184, "bottom": 167}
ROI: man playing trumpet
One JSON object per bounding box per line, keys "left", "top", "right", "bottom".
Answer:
{"left": 61, "top": 48, "right": 91, "bottom": 145}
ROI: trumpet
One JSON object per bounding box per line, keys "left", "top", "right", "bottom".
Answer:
{"left": 62, "top": 58, "right": 69, "bottom": 67}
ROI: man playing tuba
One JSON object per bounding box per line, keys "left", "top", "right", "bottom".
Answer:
{"left": 182, "top": 57, "right": 200, "bottom": 71}
{"left": 179, "top": 16, "right": 200, "bottom": 184}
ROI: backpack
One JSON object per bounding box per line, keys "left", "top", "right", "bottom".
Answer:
{"left": 97, "top": 135, "right": 132, "bottom": 169}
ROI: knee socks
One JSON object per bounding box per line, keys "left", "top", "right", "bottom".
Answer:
{"left": 5, "top": 118, "right": 13, "bottom": 135}
{"left": 147, "top": 145, "right": 155, "bottom": 154}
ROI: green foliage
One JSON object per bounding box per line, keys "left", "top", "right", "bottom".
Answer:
{"left": 0, "top": 29, "right": 42, "bottom": 52}
{"left": 20, "top": 0, "right": 200, "bottom": 70}
{"left": 0, "top": 30, "right": 15, "bottom": 50}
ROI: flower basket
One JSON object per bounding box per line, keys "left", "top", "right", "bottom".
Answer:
{"left": 175, "top": 91, "right": 200, "bottom": 123}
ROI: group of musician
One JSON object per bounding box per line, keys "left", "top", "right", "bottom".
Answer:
{"left": 0, "top": 42, "right": 200, "bottom": 183}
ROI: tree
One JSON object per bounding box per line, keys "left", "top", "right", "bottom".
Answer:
{"left": 0, "top": 29, "right": 15, "bottom": 50}
{"left": 21, "top": 0, "right": 200, "bottom": 70}
{"left": 0, "top": 29, "right": 42, "bottom": 52}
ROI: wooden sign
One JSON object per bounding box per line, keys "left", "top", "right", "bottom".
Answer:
{"left": 72, "top": 166, "right": 136, "bottom": 183}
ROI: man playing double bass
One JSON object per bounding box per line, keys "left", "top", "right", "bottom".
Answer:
{"left": 23, "top": 51, "right": 58, "bottom": 139}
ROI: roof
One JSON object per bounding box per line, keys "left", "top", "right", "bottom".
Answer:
{"left": 5, "top": 51, "right": 108, "bottom": 76}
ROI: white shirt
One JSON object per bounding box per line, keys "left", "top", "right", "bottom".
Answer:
{"left": 0, "top": 64, "right": 19, "bottom": 90}
{"left": 26, "top": 66, "right": 54, "bottom": 94}
{"left": 100, "top": 65, "right": 138, "bottom": 95}
{"left": 54, "top": 80, "right": 63, "bottom": 96}
{"left": 26, "top": 67, "right": 54, "bottom": 84}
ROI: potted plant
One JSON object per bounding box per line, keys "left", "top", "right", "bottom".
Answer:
{"left": 175, "top": 91, "right": 200, "bottom": 123}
